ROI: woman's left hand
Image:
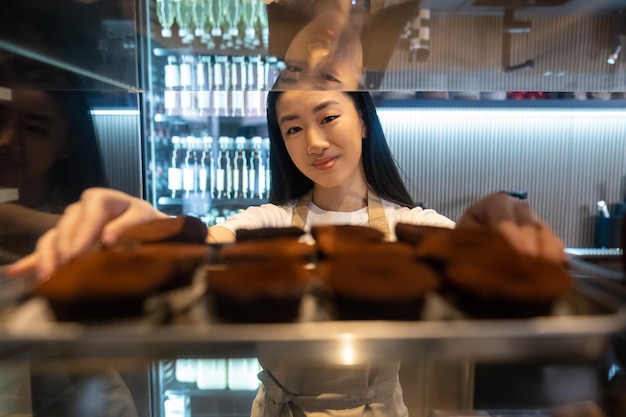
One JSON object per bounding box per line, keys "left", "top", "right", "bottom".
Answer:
{"left": 457, "top": 192, "right": 567, "bottom": 265}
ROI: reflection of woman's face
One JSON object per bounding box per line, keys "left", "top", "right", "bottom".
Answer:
{"left": 0, "top": 89, "right": 69, "bottom": 188}
{"left": 278, "top": 11, "right": 363, "bottom": 91}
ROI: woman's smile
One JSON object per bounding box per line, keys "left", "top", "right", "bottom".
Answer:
{"left": 312, "top": 155, "right": 338, "bottom": 171}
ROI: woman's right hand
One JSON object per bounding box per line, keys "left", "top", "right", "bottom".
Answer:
{"left": 4, "top": 187, "right": 168, "bottom": 281}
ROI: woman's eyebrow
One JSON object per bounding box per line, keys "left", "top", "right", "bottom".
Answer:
{"left": 279, "top": 100, "right": 340, "bottom": 125}
{"left": 279, "top": 113, "right": 299, "bottom": 125}
{"left": 312, "top": 100, "right": 339, "bottom": 113}
{"left": 22, "top": 113, "right": 58, "bottom": 127}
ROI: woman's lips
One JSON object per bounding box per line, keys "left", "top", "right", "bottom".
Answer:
{"left": 312, "top": 156, "right": 338, "bottom": 171}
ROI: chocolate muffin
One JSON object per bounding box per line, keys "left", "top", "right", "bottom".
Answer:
{"left": 235, "top": 226, "right": 305, "bottom": 242}
{"left": 316, "top": 241, "right": 439, "bottom": 320}
{"left": 311, "top": 224, "right": 385, "bottom": 258}
{"left": 414, "top": 227, "right": 573, "bottom": 319}
{"left": 205, "top": 260, "right": 312, "bottom": 323}
{"left": 217, "top": 237, "right": 315, "bottom": 263}
{"left": 119, "top": 215, "right": 208, "bottom": 244}
{"left": 395, "top": 223, "right": 447, "bottom": 247}
{"left": 37, "top": 243, "right": 209, "bottom": 322}
{"left": 205, "top": 229, "right": 314, "bottom": 323}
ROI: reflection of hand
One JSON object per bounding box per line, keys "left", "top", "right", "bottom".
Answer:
{"left": 0, "top": 203, "right": 59, "bottom": 258}
{"left": 5, "top": 188, "right": 168, "bottom": 281}
{"left": 457, "top": 192, "right": 566, "bottom": 265}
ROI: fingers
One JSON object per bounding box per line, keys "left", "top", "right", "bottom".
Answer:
{"left": 458, "top": 192, "right": 532, "bottom": 228}
{"left": 7, "top": 187, "right": 167, "bottom": 281}
{"left": 458, "top": 192, "right": 566, "bottom": 264}
{"left": 498, "top": 222, "right": 539, "bottom": 258}
{"left": 3, "top": 253, "right": 37, "bottom": 278}
{"left": 4, "top": 229, "right": 65, "bottom": 281}
{"left": 34, "top": 228, "right": 62, "bottom": 281}
{"left": 537, "top": 223, "right": 568, "bottom": 264}
{"left": 498, "top": 221, "right": 566, "bottom": 265}
{"left": 55, "top": 188, "right": 132, "bottom": 259}
{"left": 100, "top": 197, "right": 169, "bottom": 244}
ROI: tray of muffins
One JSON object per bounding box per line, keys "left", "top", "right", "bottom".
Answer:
{"left": 0, "top": 217, "right": 625, "bottom": 363}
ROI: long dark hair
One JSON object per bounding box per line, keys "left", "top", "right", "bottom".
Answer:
{"left": 266, "top": 90, "right": 415, "bottom": 208}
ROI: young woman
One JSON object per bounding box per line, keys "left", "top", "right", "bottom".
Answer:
{"left": 7, "top": 89, "right": 565, "bottom": 417}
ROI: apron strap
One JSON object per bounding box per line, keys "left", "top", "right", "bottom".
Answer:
{"left": 367, "top": 188, "right": 390, "bottom": 241}
{"left": 292, "top": 189, "right": 390, "bottom": 240}
{"left": 292, "top": 191, "right": 312, "bottom": 230}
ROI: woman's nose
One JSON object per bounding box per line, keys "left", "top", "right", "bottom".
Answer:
{"left": 0, "top": 126, "right": 19, "bottom": 149}
{"left": 307, "top": 42, "right": 331, "bottom": 70}
{"left": 306, "top": 127, "right": 329, "bottom": 154}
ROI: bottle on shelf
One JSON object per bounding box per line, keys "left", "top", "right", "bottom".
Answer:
{"left": 175, "top": 358, "right": 197, "bottom": 383}
{"left": 190, "top": 0, "right": 207, "bottom": 37}
{"left": 182, "top": 135, "right": 198, "bottom": 198}
{"left": 242, "top": 0, "right": 259, "bottom": 49}
{"left": 265, "top": 56, "right": 281, "bottom": 90}
{"left": 213, "top": 55, "right": 229, "bottom": 117}
{"left": 256, "top": 0, "right": 269, "bottom": 49}
{"left": 215, "top": 136, "right": 232, "bottom": 200}
{"left": 209, "top": 0, "right": 225, "bottom": 39}
{"left": 176, "top": 0, "right": 195, "bottom": 43}
{"left": 179, "top": 56, "right": 194, "bottom": 114}
{"left": 156, "top": 0, "right": 176, "bottom": 38}
{"left": 249, "top": 136, "right": 264, "bottom": 199}
{"left": 224, "top": 0, "right": 242, "bottom": 50}
{"left": 230, "top": 56, "right": 246, "bottom": 117}
{"left": 262, "top": 137, "right": 271, "bottom": 198}
{"left": 199, "top": 135, "right": 214, "bottom": 200}
{"left": 163, "top": 390, "right": 190, "bottom": 417}
{"left": 227, "top": 358, "right": 261, "bottom": 390}
{"left": 196, "top": 359, "right": 227, "bottom": 390}
{"left": 200, "top": 0, "right": 219, "bottom": 49}
{"left": 245, "top": 55, "right": 262, "bottom": 117}
{"left": 233, "top": 136, "right": 249, "bottom": 199}
{"left": 183, "top": 136, "right": 214, "bottom": 216}
{"left": 226, "top": 137, "right": 235, "bottom": 199}
{"left": 168, "top": 135, "right": 185, "bottom": 199}
{"left": 196, "top": 56, "right": 212, "bottom": 115}
{"left": 164, "top": 56, "right": 180, "bottom": 115}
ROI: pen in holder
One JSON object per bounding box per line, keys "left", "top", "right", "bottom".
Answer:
{"left": 594, "top": 214, "right": 623, "bottom": 249}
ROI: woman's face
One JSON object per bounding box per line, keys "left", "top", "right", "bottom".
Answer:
{"left": 276, "top": 90, "right": 366, "bottom": 189}
{"left": 277, "top": 11, "right": 363, "bottom": 91}
{"left": 0, "top": 89, "right": 69, "bottom": 188}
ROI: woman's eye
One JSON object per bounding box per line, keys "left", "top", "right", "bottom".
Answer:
{"left": 286, "top": 64, "right": 303, "bottom": 73}
{"left": 321, "top": 73, "right": 340, "bottom": 83}
{"left": 321, "top": 115, "right": 339, "bottom": 124}
{"left": 285, "top": 126, "right": 302, "bottom": 135}
{"left": 24, "top": 125, "right": 50, "bottom": 136}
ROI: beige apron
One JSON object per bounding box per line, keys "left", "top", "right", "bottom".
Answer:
{"left": 252, "top": 190, "right": 407, "bottom": 417}
{"left": 291, "top": 189, "right": 391, "bottom": 241}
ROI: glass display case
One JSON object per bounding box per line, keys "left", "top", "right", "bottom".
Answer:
{"left": 1, "top": 1, "right": 626, "bottom": 417}
{"left": 142, "top": 0, "right": 283, "bottom": 224}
